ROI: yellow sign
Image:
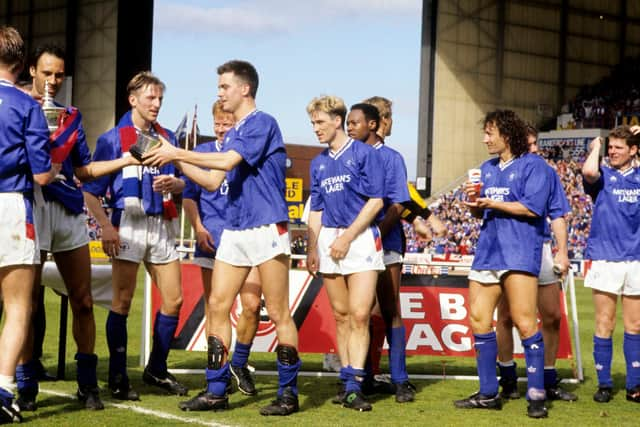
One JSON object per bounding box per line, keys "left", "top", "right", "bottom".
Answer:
{"left": 89, "top": 240, "right": 108, "bottom": 260}
{"left": 288, "top": 203, "right": 305, "bottom": 220}
{"left": 285, "top": 178, "right": 303, "bottom": 202}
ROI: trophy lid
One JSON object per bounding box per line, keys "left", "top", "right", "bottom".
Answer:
{"left": 42, "top": 80, "right": 64, "bottom": 132}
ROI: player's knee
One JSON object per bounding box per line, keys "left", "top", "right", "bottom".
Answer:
{"left": 541, "top": 310, "right": 561, "bottom": 331}
{"left": 468, "top": 308, "right": 491, "bottom": 333}
{"left": 513, "top": 319, "right": 538, "bottom": 339}
{"left": 349, "top": 308, "right": 370, "bottom": 329}
{"left": 164, "top": 294, "right": 183, "bottom": 315}
{"left": 276, "top": 344, "right": 299, "bottom": 366}
{"left": 595, "top": 312, "right": 616, "bottom": 336}
{"left": 207, "top": 335, "right": 228, "bottom": 370}
{"left": 240, "top": 294, "right": 261, "bottom": 317}
{"left": 331, "top": 308, "right": 349, "bottom": 326}
{"left": 69, "top": 292, "right": 94, "bottom": 317}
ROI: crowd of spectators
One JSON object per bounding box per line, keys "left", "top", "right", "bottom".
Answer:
{"left": 562, "top": 57, "right": 640, "bottom": 129}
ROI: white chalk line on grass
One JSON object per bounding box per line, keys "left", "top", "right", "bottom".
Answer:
{"left": 169, "top": 369, "right": 581, "bottom": 384}
{"left": 39, "top": 388, "right": 233, "bottom": 427}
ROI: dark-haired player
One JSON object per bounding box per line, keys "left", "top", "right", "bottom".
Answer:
{"left": 143, "top": 60, "right": 301, "bottom": 416}
{"left": 182, "top": 100, "right": 261, "bottom": 396}
{"left": 582, "top": 126, "right": 640, "bottom": 404}
{"left": 495, "top": 124, "right": 576, "bottom": 402}
{"left": 16, "top": 44, "right": 137, "bottom": 412}
{"left": 454, "top": 110, "right": 551, "bottom": 418}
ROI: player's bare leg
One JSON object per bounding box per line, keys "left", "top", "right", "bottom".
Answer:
{"left": 324, "top": 274, "right": 351, "bottom": 367}
{"left": 495, "top": 295, "right": 519, "bottom": 399}
{"left": 230, "top": 268, "right": 261, "bottom": 396}
{"left": 0, "top": 265, "right": 34, "bottom": 423}
{"left": 454, "top": 280, "right": 502, "bottom": 410}
{"left": 504, "top": 273, "right": 547, "bottom": 416}
{"left": 538, "top": 282, "right": 576, "bottom": 401}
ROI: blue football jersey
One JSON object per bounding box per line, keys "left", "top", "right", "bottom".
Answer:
{"left": 310, "top": 138, "right": 385, "bottom": 228}
{"left": 183, "top": 141, "right": 228, "bottom": 248}
{"left": 375, "top": 142, "right": 410, "bottom": 253}
{"left": 584, "top": 166, "right": 640, "bottom": 261}
{"left": 542, "top": 164, "right": 570, "bottom": 240}
{"left": 471, "top": 153, "right": 551, "bottom": 275}
{"left": 221, "top": 110, "right": 289, "bottom": 230}
{"left": 41, "top": 106, "right": 92, "bottom": 215}
{"left": 0, "top": 80, "right": 51, "bottom": 194}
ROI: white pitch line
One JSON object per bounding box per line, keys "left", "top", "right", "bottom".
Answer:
{"left": 39, "top": 388, "right": 234, "bottom": 427}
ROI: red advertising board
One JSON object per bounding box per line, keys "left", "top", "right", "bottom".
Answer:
{"left": 152, "top": 265, "right": 573, "bottom": 359}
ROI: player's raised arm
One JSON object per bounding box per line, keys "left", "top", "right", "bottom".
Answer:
{"left": 582, "top": 136, "right": 603, "bottom": 184}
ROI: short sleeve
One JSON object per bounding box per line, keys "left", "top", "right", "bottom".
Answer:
{"left": 24, "top": 104, "right": 51, "bottom": 174}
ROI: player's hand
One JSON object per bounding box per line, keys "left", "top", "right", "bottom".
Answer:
{"left": 195, "top": 227, "right": 215, "bottom": 253}
{"left": 463, "top": 180, "right": 482, "bottom": 201}
{"left": 143, "top": 135, "right": 177, "bottom": 167}
{"left": 412, "top": 218, "right": 432, "bottom": 241}
{"left": 153, "top": 175, "right": 179, "bottom": 193}
{"left": 306, "top": 249, "right": 319, "bottom": 277}
{"left": 553, "top": 251, "right": 570, "bottom": 276}
{"left": 589, "top": 136, "right": 603, "bottom": 153}
{"left": 101, "top": 224, "right": 121, "bottom": 257}
{"left": 329, "top": 234, "right": 351, "bottom": 260}
{"left": 51, "top": 162, "right": 63, "bottom": 175}
{"left": 427, "top": 215, "right": 447, "bottom": 237}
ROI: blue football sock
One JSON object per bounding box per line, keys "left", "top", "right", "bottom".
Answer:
{"left": 231, "top": 341, "right": 252, "bottom": 368}
{"left": 277, "top": 358, "right": 302, "bottom": 396}
{"left": 206, "top": 364, "right": 230, "bottom": 396}
{"left": 147, "top": 311, "right": 178, "bottom": 375}
{"left": 522, "top": 331, "right": 545, "bottom": 400}
{"left": 75, "top": 353, "right": 98, "bottom": 388}
{"left": 388, "top": 326, "right": 409, "bottom": 384}
{"left": 544, "top": 367, "right": 557, "bottom": 389}
{"left": 474, "top": 332, "right": 498, "bottom": 396}
{"left": 623, "top": 332, "right": 640, "bottom": 390}
{"left": 345, "top": 366, "right": 366, "bottom": 393}
{"left": 16, "top": 360, "right": 39, "bottom": 395}
{"left": 106, "top": 310, "right": 128, "bottom": 384}
{"left": 0, "top": 384, "right": 13, "bottom": 404}
{"left": 339, "top": 366, "right": 348, "bottom": 384}
{"left": 593, "top": 335, "right": 613, "bottom": 388}
{"left": 498, "top": 360, "right": 517, "bottom": 382}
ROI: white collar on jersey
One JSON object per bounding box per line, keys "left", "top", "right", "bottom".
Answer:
{"left": 618, "top": 166, "right": 634, "bottom": 176}
{"left": 234, "top": 109, "right": 258, "bottom": 130}
{"left": 498, "top": 157, "right": 515, "bottom": 170}
{"left": 215, "top": 139, "right": 223, "bottom": 152}
{"left": 373, "top": 141, "right": 383, "bottom": 150}
{"left": 329, "top": 138, "right": 353, "bottom": 160}
{"left": 0, "top": 78, "right": 14, "bottom": 87}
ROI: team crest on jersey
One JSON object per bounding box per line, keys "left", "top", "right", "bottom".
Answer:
{"left": 219, "top": 180, "right": 229, "bottom": 195}
{"left": 485, "top": 172, "right": 492, "bottom": 179}
{"left": 346, "top": 159, "right": 355, "bottom": 167}
{"left": 318, "top": 164, "right": 325, "bottom": 171}
{"left": 508, "top": 172, "right": 516, "bottom": 181}
{"left": 610, "top": 176, "right": 617, "bottom": 182}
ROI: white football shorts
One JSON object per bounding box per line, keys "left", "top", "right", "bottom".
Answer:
{"left": 584, "top": 260, "right": 640, "bottom": 296}
{"left": 215, "top": 222, "right": 291, "bottom": 267}
{"left": 0, "top": 193, "right": 39, "bottom": 267}
{"left": 35, "top": 199, "right": 89, "bottom": 253}
{"left": 317, "top": 225, "right": 385, "bottom": 275}
{"left": 114, "top": 210, "right": 178, "bottom": 264}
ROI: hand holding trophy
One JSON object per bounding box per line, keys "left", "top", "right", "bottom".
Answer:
{"left": 129, "top": 131, "right": 162, "bottom": 162}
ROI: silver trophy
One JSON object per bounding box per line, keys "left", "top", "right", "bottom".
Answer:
{"left": 42, "top": 80, "right": 64, "bottom": 132}
{"left": 129, "top": 131, "right": 162, "bottom": 161}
